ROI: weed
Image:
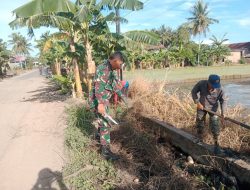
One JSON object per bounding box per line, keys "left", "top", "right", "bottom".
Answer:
{"left": 63, "top": 105, "right": 119, "bottom": 190}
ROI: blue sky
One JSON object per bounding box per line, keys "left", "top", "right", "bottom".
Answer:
{"left": 0, "top": 0, "right": 250, "bottom": 55}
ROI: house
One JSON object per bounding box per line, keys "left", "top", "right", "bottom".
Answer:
{"left": 9, "top": 55, "right": 27, "bottom": 68}
{"left": 226, "top": 42, "right": 250, "bottom": 63}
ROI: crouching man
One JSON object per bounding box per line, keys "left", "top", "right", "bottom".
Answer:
{"left": 89, "top": 52, "right": 126, "bottom": 161}
{"left": 191, "top": 74, "right": 226, "bottom": 153}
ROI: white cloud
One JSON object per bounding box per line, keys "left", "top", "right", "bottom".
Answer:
{"left": 179, "top": 1, "right": 194, "bottom": 10}
{"left": 0, "top": 10, "right": 14, "bottom": 23}
{"left": 238, "top": 19, "right": 250, "bottom": 27}
{"left": 202, "top": 39, "right": 213, "bottom": 45}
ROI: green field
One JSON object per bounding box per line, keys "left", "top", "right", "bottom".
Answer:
{"left": 124, "top": 65, "right": 250, "bottom": 82}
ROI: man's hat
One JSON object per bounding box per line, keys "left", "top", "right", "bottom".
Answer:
{"left": 208, "top": 74, "right": 221, "bottom": 89}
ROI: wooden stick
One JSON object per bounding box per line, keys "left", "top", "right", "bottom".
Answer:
{"left": 203, "top": 108, "right": 250, "bottom": 130}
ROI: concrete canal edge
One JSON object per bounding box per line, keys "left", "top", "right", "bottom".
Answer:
{"left": 139, "top": 115, "right": 250, "bottom": 187}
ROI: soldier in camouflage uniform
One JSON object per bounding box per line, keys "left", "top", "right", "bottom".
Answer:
{"left": 89, "top": 52, "right": 126, "bottom": 161}
{"left": 191, "top": 74, "right": 226, "bottom": 153}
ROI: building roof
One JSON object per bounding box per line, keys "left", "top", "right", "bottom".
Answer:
{"left": 10, "top": 55, "right": 26, "bottom": 63}
{"left": 228, "top": 42, "right": 250, "bottom": 51}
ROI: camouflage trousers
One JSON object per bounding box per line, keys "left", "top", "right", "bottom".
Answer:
{"left": 196, "top": 109, "right": 220, "bottom": 140}
{"left": 95, "top": 113, "right": 111, "bottom": 146}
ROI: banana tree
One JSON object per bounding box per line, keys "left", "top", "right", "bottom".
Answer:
{"left": 10, "top": 0, "right": 160, "bottom": 96}
{"left": 210, "top": 34, "right": 230, "bottom": 64}
{"left": 0, "top": 39, "right": 11, "bottom": 77}
{"left": 10, "top": 0, "right": 85, "bottom": 97}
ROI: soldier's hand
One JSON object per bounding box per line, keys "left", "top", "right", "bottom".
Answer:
{"left": 197, "top": 102, "right": 204, "bottom": 110}
{"left": 98, "top": 104, "right": 105, "bottom": 115}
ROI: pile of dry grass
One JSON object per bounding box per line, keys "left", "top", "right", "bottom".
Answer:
{"left": 127, "top": 78, "right": 250, "bottom": 152}
{"left": 111, "top": 123, "right": 205, "bottom": 190}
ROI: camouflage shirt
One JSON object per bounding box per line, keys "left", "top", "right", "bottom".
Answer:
{"left": 89, "top": 60, "right": 124, "bottom": 109}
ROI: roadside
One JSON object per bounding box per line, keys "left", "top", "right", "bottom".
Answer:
{"left": 0, "top": 70, "right": 68, "bottom": 190}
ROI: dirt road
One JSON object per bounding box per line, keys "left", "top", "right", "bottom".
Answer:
{"left": 0, "top": 70, "right": 67, "bottom": 190}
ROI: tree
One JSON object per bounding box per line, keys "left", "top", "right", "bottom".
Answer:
{"left": 100, "top": 0, "right": 143, "bottom": 34}
{"left": 11, "top": 0, "right": 86, "bottom": 98}
{"left": 0, "top": 39, "right": 11, "bottom": 77}
{"left": 188, "top": 0, "right": 218, "bottom": 65}
{"left": 8, "top": 33, "right": 32, "bottom": 55}
{"left": 151, "top": 25, "right": 175, "bottom": 48}
{"left": 210, "top": 34, "right": 230, "bottom": 64}
{"left": 10, "top": 0, "right": 159, "bottom": 97}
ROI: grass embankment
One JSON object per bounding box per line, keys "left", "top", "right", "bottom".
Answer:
{"left": 124, "top": 64, "right": 250, "bottom": 82}
{"left": 63, "top": 104, "right": 209, "bottom": 189}
{"left": 63, "top": 81, "right": 248, "bottom": 189}
{"left": 63, "top": 106, "right": 118, "bottom": 190}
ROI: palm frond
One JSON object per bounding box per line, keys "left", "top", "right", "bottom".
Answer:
{"left": 99, "top": 0, "right": 143, "bottom": 10}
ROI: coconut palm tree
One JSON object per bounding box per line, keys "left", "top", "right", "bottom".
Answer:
{"left": 8, "top": 33, "right": 32, "bottom": 55}
{"left": 101, "top": 0, "right": 143, "bottom": 34}
{"left": 188, "top": 0, "right": 218, "bottom": 65}
{"left": 210, "top": 34, "right": 229, "bottom": 47}
{"left": 151, "top": 25, "right": 175, "bottom": 48}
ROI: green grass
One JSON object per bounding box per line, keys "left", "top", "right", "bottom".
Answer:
{"left": 63, "top": 106, "right": 119, "bottom": 190}
{"left": 124, "top": 64, "right": 250, "bottom": 82}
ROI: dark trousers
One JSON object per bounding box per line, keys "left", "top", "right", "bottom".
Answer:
{"left": 196, "top": 109, "right": 220, "bottom": 141}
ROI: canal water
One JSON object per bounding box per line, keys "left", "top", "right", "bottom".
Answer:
{"left": 224, "top": 80, "right": 250, "bottom": 108}
{"left": 168, "top": 79, "right": 250, "bottom": 109}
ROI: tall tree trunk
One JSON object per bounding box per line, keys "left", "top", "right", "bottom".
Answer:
{"left": 131, "top": 56, "right": 135, "bottom": 71}
{"left": 55, "top": 58, "right": 61, "bottom": 75}
{"left": 72, "top": 57, "right": 83, "bottom": 98}
{"left": 51, "top": 63, "right": 56, "bottom": 75}
{"left": 0, "top": 66, "right": 3, "bottom": 79}
{"left": 70, "top": 37, "right": 83, "bottom": 98}
{"left": 181, "top": 60, "right": 185, "bottom": 67}
{"left": 198, "top": 34, "right": 201, "bottom": 66}
{"left": 115, "top": 9, "right": 121, "bottom": 34}
{"left": 85, "top": 39, "right": 96, "bottom": 92}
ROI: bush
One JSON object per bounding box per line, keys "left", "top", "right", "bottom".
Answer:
{"left": 238, "top": 58, "right": 246, "bottom": 64}
{"left": 225, "top": 60, "right": 232, "bottom": 66}
{"left": 53, "top": 75, "right": 72, "bottom": 94}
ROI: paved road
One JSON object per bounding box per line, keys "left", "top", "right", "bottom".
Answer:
{"left": 0, "top": 70, "right": 67, "bottom": 190}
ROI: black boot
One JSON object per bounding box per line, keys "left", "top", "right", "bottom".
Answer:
{"left": 195, "top": 129, "right": 204, "bottom": 144}
{"left": 101, "top": 145, "right": 119, "bottom": 161}
{"left": 95, "top": 133, "right": 100, "bottom": 143}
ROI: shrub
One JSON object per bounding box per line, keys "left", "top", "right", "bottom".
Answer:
{"left": 53, "top": 75, "right": 72, "bottom": 94}
{"left": 238, "top": 58, "right": 246, "bottom": 64}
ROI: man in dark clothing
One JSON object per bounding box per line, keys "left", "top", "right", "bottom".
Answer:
{"left": 191, "top": 74, "right": 226, "bottom": 152}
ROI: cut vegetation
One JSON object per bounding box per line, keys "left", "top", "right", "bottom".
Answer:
{"left": 63, "top": 78, "right": 249, "bottom": 189}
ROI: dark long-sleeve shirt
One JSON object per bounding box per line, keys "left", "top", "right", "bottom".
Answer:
{"left": 191, "top": 80, "right": 226, "bottom": 114}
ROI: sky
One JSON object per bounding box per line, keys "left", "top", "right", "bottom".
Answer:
{"left": 0, "top": 0, "right": 250, "bottom": 56}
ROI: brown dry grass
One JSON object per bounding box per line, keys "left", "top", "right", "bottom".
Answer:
{"left": 111, "top": 123, "right": 206, "bottom": 190}
{"left": 127, "top": 78, "right": 250, "bottom": 153}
